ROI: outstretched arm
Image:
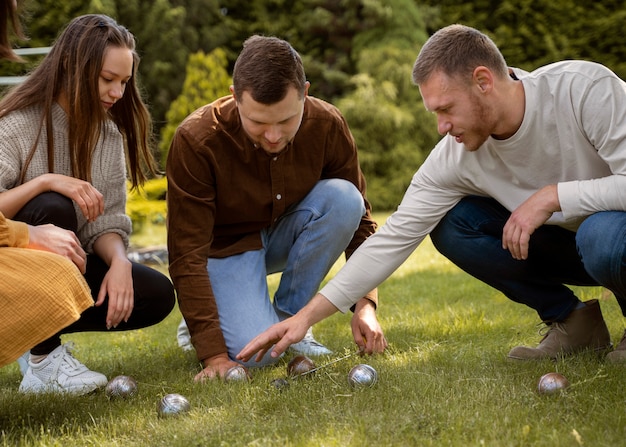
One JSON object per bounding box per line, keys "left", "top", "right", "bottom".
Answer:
{"left": 237, "top": 293, "right": 339, "bottom": 363}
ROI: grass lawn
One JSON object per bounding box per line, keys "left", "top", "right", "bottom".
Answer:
{"left": 2, "top": 214, "right": 626, "bottom": 446}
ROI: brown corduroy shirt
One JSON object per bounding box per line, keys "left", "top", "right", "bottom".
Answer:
{"left": 166, "top": 95, "right": 377, "bottom": 363}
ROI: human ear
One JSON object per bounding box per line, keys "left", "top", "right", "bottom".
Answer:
{"left": 473, "top": 66, "right": 493, "bottom": 93}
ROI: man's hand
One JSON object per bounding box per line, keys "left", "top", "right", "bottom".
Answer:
{"left": 351, "top": 298, "right": 387, "bottom": 354}
{"left": 27, "top": 223, "right": 87, "bottom": 273}
{"left": 195, "top": 353, "right": 243, "bottom": 381}
{"left": 238, "top": 293, "right": 340, "bottom": 362}
{"left": 503, "top": 184, "right": 560, "bottom": 260}
{"left": 237, "top": 314, "right": 309, "bottom": 363}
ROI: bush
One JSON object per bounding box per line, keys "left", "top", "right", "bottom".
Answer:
{"left": 126, "top": 177, "right": 168, "bottom": 233}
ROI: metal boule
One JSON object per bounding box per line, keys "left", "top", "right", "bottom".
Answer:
{"left": 105, "top": 375, "right": 138, "bottom": 399}
{"left": 224, "top": 365, "right": 251, "bottom": 382}
{"left": 537, "top": 372, "right": 570, "bottom": 394}
{"left": 157, "top": 393, "right": 191, "bottom": 417}
{"left": 287, "top": 355, "right": 316, "bottom": 377}
{"left": 347, "top": 364, "right": 378, "bottom": 388}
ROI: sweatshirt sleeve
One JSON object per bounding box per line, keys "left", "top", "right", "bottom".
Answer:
{"left": 320, "top": 159, "right": 464, "bottom": 312}
{"left": 558, "top": 75, "right": 626, "bottom": 219}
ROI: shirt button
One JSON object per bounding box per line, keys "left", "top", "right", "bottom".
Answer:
{"left": 273, "top": 157, "right": 278, "bottom": 161}
{"left": 276, "top": 194, "right": 282, "bottom": 200}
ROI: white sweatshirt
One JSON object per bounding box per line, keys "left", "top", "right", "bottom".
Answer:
{"left": 322, "top": 60, "right": 626, "bottom": 312}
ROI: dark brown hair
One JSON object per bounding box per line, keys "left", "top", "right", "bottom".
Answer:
{"left": 232, "top": 35, "right": 307, "bottom": 104}
{"left": 0, "top": 14, "right": 156, "bottom": 188}
{"left": 413, "top": 24, "right": 508, "bottom": 86}
{"left": 0, "top": 0, "right": 26, "bottom": 62}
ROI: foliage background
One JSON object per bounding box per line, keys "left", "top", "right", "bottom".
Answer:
{"left": 3, "top": 4, "right": 626, "bottom": 445}
{"left": 4, "top": 0, "right": 626, "bottom": 214}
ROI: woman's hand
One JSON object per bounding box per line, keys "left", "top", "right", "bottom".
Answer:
{"left": 96, "top": 256, "right": 133, "bottom": 329}
{"left": 28, "top": 223, "right": 87, "bottom": 273}
{"left": 93, "top": 233, "right": 133, "bottom": 329}
{"left": 0, "top": 173, "right": 103, "bottom": 221}
{"left": 44, "top": 174, "right": 104, "bottom": 222}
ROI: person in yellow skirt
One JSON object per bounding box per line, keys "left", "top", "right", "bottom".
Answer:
{"left": 0, "top": 211, "right": 93, "bottom": 367}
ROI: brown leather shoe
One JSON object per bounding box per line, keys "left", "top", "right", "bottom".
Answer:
{"left": 508, "top": 299, "right": 612, "bottom": 360}
{"left": 606, "top": 330, "right": 626, "bottom": 363}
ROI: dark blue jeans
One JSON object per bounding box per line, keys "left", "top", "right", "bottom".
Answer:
{"left": 430, "top": 196, "right": 626, "bottom": 322}
{"left": 14, "top": 192, "right": 175, "bottom": 355}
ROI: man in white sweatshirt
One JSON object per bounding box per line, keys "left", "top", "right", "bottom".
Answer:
{"left": 237, "top": 24, "right": 626, "bottom": 364}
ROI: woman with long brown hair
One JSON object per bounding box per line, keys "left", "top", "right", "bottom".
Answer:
{"left": 0, "top": 13, "right": 175, "bottom": 395}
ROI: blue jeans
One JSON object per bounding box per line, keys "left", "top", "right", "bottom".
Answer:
{"left": 208, "top": 179, "right": 366, "bottom": 366}
{"left": 430, "top": 196, "right": 626, "bottom": 322}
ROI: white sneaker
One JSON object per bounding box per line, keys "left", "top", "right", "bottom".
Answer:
{"left": 19, "top": 344, "right": 108, "bottom": 395}
{"left": 289, "top": 328, "right": 332, "bottom": 356}
{"left": 17, "top": 351, "right": 29, "bottom": 376}
{"left": 177, "top": 318, "right": 194, "bottom": 352}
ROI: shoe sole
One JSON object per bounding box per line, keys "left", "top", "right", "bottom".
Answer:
{"left": 19, "top": 384, "right": 103, "bottom": 395}
{"left": 506, "top": 343, "right": 613, "bottom": 361}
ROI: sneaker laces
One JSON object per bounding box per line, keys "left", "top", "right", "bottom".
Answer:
{"left": 50, "top": 343, "right": 86, "bottom": 380}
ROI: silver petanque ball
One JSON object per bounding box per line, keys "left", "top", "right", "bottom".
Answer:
{"left": 537, "top": 372, "right": 570, "bottom": 394}
{"left": 224, "top": 365, "right": 251, "bottom": 382}
{"left": 157, "top": 393, "right": 191, "bottom": 417}
{"left": 348, "top": 364, "right": 378, "bottom": 388}
{"left": 105, "top": 375, "right": 138, "bottom": 399}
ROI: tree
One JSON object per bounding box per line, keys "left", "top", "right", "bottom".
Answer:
{"left": 418, "top": 0, "right": 626, "bottom": 78}
{"left": 0, "top": 0, "right": 89, "bottom": 79}
{"left": 100, "top": 0, "right": 224, "bottom": 132}
{"left": 159, "top": 48, "right": 231, "bottom": 164}
{"left": 215, "top": 0, "right": 389, "bottom": 102}
{"left": 337, "top": 0, "right": 439, "bottom": 210}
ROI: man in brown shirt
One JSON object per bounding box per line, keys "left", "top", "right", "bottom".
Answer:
{"left": 167, "top": 35, "right": 388, "bottom": 381}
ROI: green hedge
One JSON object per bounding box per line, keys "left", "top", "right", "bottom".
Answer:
{"left": 126, "top": 177, "right": 167, "bottom": 233}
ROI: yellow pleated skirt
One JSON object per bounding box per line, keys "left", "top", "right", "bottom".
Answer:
{"left": 0, "top": 248, "right": 93, "bottom": 367}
